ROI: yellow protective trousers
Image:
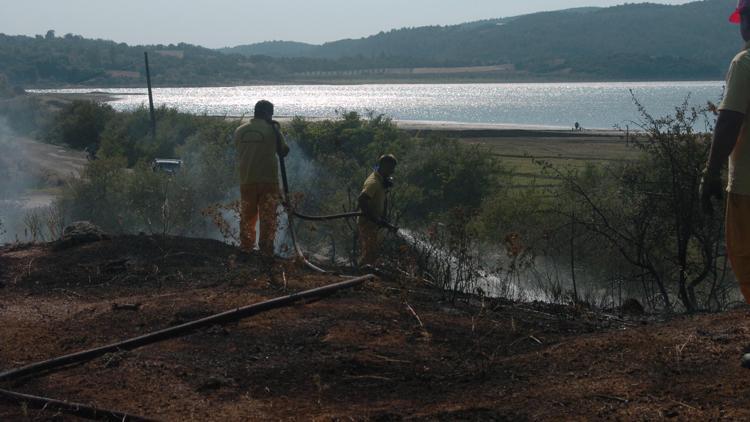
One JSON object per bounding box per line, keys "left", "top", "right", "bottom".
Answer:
{"left": 358, "top": 221, "right": 383, "bottom": 267}
{"left": 240, "top": 183, "right": 279, "bottom": 256}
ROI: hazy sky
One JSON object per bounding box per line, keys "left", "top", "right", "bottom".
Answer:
{"left": 1, "top": 0, "right": 697, "bottom": 48}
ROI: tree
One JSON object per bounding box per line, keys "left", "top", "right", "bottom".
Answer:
{"left": 44, "top": 100, "right": 115, "bottom": 150}
{"left": 550, "top": 97, "right": 730, "bottom": 312}
{"left": 45, "top": 30, "right": 55, "bottom": 40}
{"left": 0, "top": 73, "right": 11, "bottom": 98}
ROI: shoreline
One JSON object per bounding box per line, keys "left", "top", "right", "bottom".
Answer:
{"left": 25, "top": 92, "right": 631, "bottom": 137}
{"left": 251, "top": 116, "right": 624, "bottom": 137}
{"left": 24, "top": 77, "right": 725, "bottom": 90}
{"left": 390, "top": 119, "right": 622, "bottom": 135}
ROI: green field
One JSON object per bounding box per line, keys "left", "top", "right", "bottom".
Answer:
{"left": 457, "top": 132, "right": 640, "bottom": 187}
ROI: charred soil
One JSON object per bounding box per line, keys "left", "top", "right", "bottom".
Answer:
{"left": 1, "top": 235, "right": 750, "bottom": 420}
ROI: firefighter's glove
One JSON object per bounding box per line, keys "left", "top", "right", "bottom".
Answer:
{"left": 379, "top": 219, "right": 399, "bottom": 233}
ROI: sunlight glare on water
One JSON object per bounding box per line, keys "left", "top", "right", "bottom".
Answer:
{"left": 34, "top": 81, "right": 725, "bottom": 129}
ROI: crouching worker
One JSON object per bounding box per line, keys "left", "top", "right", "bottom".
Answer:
{"left": 357, "top": 154, "right": 398, "bottom": 267}
{"left": 234, "top": 100, "right": 289, "bottom": 256}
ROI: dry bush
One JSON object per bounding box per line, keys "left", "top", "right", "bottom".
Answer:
{"left": 22, "top": 208, "right": 46, "bottom": 242}
{"left": 202, "top": 201, "right": 241, "bottom": 245}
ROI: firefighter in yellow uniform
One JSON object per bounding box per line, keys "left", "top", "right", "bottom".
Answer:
{"left": 357, "top": 154, "right": 398, "bottom": 266}
{"left": 234, "top": 100, "right": 289, "bottom": 256}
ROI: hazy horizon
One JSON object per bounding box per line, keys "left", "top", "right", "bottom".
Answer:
{"left": 1, "top": 0, "right": 696, "bottom": 48}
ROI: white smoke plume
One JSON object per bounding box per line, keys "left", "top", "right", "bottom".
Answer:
{"left": 0, "top": 117, "right": 33, "bottom": 243}
{"left": 0, "top": 117, "right": 69, "bottom": 244}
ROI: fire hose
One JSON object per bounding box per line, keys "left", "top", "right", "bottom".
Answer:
{"left": 293, "top": 211, "right": 363, "bottom": 221}
{"left": 0, "top": 275, "right": 376, "bottom": 420}
{"left": 0, "top": 389, "right": 155, "bottom": 422}
{"left": 271, "top": 120, "right": 398, "bottom": 268}
{"left": 271, "top": 121, "right": 371, "bottom": 274}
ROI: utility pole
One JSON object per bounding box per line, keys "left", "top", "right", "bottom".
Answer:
{"left": 625, "top": 124, "right": 630, "bottom": 146}
{"left": 144, "top": 52, "right": 156, "bottom": 138}
{"left": 570, "top": 210, "right": 578, "bottom": 304}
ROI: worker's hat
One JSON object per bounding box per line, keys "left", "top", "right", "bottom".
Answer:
{"left": 730, "top": 0, "right": 749, "bottom": 24}
{"left": 378, "top": 154, "right": 398, "bottom": 166}
{"left": 254, "top": 100, "right": 274, "bottom": 117}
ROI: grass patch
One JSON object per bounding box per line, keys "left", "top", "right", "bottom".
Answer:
{"left": 459, "top": 133, "right": 639, "bottom": 183}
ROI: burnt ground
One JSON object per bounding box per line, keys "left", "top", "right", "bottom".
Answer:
{"left": 1, "top": 235, "right": 750, "bottom": 421}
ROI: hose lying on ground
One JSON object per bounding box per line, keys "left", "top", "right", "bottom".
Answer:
{"left": 0, "top": 275, "right": 375, "bottom": 384}
{"left": 0, "top": 389, "right": 155, "bottom": 422}
{"left": 0, "top": 275, "right": 375, "bottom": 421}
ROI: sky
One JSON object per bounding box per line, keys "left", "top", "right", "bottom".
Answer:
{"left": 0, "top": 0, "right": 698, "bottom": 48}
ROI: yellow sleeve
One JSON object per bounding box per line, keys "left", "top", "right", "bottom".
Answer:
{"left": 720, "top": 54, "right": 750, "bottom": 114}
{"left": 361, "top": 177, "right": 379, "bottom": 199}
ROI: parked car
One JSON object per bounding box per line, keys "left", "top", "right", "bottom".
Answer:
{"left": 151, "top": 159, "right": 183, "bottom": 174}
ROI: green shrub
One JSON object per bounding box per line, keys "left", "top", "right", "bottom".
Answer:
{"left": 98, "top": 106, "right": 233, "bottom": 167}
{"left": 59, "top": 112, "right": 239, "bottom": 237}
{"left": 44, "top": 100, "right": 115, "bottom": 150}
{"left": 288, "top": 112, "right": 503, "bottom": 226}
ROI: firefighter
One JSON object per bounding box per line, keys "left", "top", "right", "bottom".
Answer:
{"left": 234, "top": 100, "right": 289, "bottom": 256}
{"left": 357, "top": 154, "right": 398, "bottom": 266}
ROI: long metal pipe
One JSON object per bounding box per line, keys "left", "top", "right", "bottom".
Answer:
{"left": 0, "top": 275, "right": 374, "bottom": 383}
{"left": 0, "top": 388, "right": 156, "bottom": 422}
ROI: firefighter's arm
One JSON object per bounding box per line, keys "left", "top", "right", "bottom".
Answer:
{"left": 270, "top": 120, "right": 290, "bottom": 157}
{"left": 706, "top": 110, "right": 744, "bottom": 177}
{"left": 701, "top": 110, "right": 744, "bottom": 214}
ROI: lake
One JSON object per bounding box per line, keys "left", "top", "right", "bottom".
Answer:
{"left": 34, "top": 81, "right": 725, "bottom": 129}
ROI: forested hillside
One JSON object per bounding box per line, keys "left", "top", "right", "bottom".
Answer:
{"left": 0, "top": 0, "right": 744, "bottom": 87}
{"left": 225, "top": 0, "right": 742, "bottom": 80}
{"left": 0, "top": 31, "right": 305, "bottom": 87}
{"left": 0, "top": 31, "right": 447, "bottom": 87}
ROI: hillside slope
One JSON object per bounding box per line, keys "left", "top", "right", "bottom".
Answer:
{"left": 2, "top": 235, "right": 750, "bottom": 420}
{"left": 226, "top": 0, "right": 741, "bottom": 79}
{"left": 0, "top": 1, "right": 743, "bottom": 87}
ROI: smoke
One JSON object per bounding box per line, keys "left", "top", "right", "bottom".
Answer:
{"left": 0, "top": 117, "right": 33, "bottom": 200}
{"left": 0, "top": 117, "right": 34, "bottom": 243}
{"left": 283, "top": 139, "right": 320, "bottom": 197}
{"left": 274, "top": 139, "right": 320, "bottom": 257}
{"left": 0, "top": 117, "right": 69, "bottom": 244}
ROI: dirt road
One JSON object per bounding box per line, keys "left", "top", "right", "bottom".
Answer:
{"left": 0, "top": 134, "right": 86, "bottom": 242}
{"left": 15, "top": 136, "right": 87, "bottom": 181}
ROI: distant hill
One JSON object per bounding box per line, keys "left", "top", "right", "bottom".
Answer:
{"left": 0, "top": 0, "right": 745, "bottom": 87}
{"left": 223, "top": 0, "right": 741, "bottom": 80}
{"left": 0, "top": 32, "right": 357, "bottom": 87}
{"left": 221, "top": 41, "right": 318, "bottom": 58}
